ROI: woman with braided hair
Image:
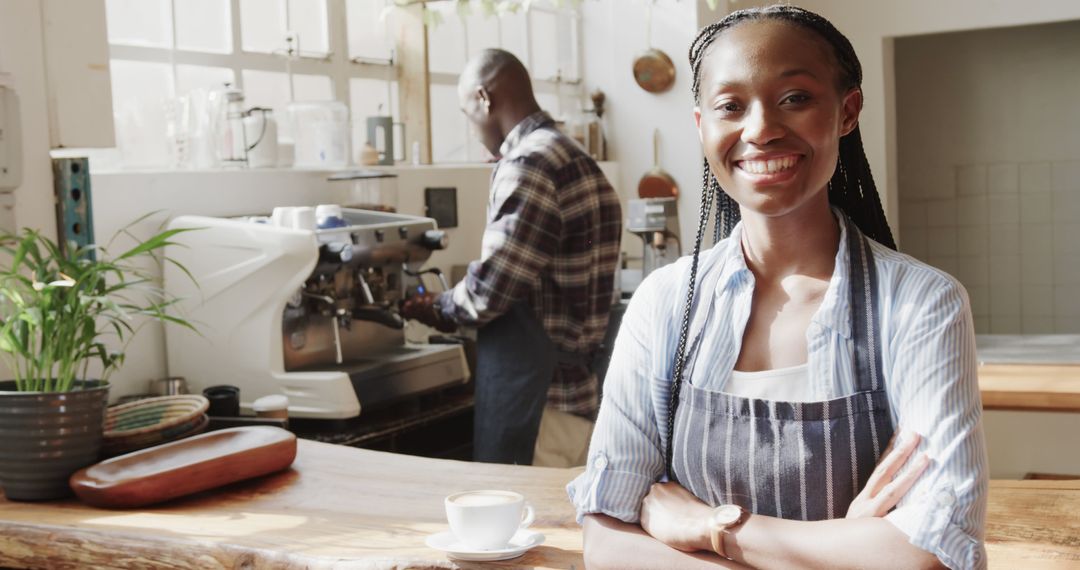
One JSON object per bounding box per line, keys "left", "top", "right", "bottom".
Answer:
{"left": 567, "top": 5, "right": 987, "bottom": 569}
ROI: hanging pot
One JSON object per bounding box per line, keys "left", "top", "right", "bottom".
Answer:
{"left": 0, "top": 380, "right": 109, "bottom": 501}
{"left": 633, "top": 4, "right": 676, "bottom": 93}
{"left": 638, "top": 129, "right": 679, "bottom": 198}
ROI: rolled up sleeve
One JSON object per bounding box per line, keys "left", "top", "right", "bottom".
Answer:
{"left": 567, "top": 268, "right": 669, "bottom": 523}
{"left": 884, "top": 274, "right": 988, "bottom": 570}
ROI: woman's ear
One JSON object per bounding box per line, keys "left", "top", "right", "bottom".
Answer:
{"left": 840, "top": 88, "right": 862, "bottom": 136}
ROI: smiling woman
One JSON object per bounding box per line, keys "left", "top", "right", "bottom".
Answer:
{"left": 568, "top": 5, "right": 987, "bottom": 570}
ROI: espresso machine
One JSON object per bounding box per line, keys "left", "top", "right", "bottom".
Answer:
{"left": 626, "top": 197, "right": 681, "bottom": 279}
{"left": 162, "top": 208, "right": 469, "bottom": 419}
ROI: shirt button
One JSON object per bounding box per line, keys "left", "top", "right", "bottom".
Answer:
{"left": 594, "top": 455, "right": 608, "bottom": 469}
{"left": 935, "top": 491, "right": 955, "bottom": 507}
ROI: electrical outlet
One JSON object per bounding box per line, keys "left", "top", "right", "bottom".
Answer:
{"left": 283, "top": 31, "right": 300, "bottom": 58}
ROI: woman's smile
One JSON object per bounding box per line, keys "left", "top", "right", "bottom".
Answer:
{"left": 733, "top": 153, "right": 803, "bottom": 185}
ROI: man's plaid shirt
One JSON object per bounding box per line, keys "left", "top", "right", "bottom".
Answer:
{"left": 437, "top": 111, "right": 622, "bottom": 418}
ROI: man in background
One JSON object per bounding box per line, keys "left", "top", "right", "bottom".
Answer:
{"left": 402, "top": 49, "right": 622, "bottom": 467}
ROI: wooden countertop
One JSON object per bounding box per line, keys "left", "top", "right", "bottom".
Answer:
{"left": 979, "top": 363, "right": 1080, "bottom": 412}
{"left": 1, "top": 440, "right": 1078, "bottom": 569}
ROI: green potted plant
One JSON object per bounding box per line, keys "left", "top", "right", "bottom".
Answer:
{"left": 0, "top": 220, "right": 195, "bottom": 501}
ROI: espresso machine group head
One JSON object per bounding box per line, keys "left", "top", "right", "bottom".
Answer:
{"left": 163, "top": 208, "right": 468, "bottom": 419}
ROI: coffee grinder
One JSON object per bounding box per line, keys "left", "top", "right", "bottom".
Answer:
{"left": 626, "top": 197, "right": 681, "bottom": 279}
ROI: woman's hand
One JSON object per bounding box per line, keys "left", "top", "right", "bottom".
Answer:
{"left": 846, "top": 429, "right": 932, "bottom": 519}
{"left": 639, "top": 481, "right": 715, "bottom": 553}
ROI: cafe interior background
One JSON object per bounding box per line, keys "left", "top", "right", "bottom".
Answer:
{"left": 1, "top": 0, "right": 1079, "bottom": 478}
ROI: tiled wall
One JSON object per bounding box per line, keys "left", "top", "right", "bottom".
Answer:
{"left": 895, "top": 21, "right": 1080, "bottom": 334}
{"left": 899, "top": 161, "right": 1080, "bottom": 334}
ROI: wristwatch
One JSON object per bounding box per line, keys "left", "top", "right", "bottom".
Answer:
{"left": 708, "top": 504, "right": 747, "bottom": 560}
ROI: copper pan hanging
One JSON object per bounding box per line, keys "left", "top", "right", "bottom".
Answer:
{"left": 638, "top": 129, "right": 679, "bottom": 198}
{"left": 633, "top": 2, "right": 676, "bottom": 93}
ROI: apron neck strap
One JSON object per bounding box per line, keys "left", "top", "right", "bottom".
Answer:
{"left": 845, "top": 217, "right": 885, "bottom": 393}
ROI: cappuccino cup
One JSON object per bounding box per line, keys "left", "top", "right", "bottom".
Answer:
{"left": 444, "top": 490, "right": 535, "bottom": 551}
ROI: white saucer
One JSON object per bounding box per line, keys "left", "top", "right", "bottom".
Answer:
{"left": 425, "top": 529, "right": 545, "bottom": 561}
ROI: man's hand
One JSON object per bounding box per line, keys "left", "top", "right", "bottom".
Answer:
{"left": 639, "top": 482, "right": 714, "bottom": 553}
{"left": 846, "top": 429, "right": 931, "bottom": 519}
{"left": 400, "top": 292, "right": 457, "bottom": 333}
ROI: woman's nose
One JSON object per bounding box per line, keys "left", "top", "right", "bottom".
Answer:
{"left": 741, "top": 104, "right": 784, "bottom": 145}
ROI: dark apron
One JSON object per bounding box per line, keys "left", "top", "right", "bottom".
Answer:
{"left": 474, "top": 301, "right": 590, "bottom": 464}
{"left": 671, "top": 224, "right": 895, "bottom": 520}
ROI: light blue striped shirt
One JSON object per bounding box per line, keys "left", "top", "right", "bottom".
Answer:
{"left": 568, "top": 213, "right": 988, "bottom": 569}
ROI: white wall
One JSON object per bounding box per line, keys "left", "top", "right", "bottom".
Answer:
{"left": 764, "top": 0, "right": 1080, "bottom": 229}
{"left": 581, "top": 0, "right": 705, "bottom": 251}
{"left": 894, "top": 21, "right": 1080, "bottom": 335}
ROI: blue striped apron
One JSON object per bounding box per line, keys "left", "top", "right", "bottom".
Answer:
{"left": 670, "top": 223, "right": 894, "bottom": 520}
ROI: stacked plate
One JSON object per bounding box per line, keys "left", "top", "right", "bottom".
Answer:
{"left": 102, "top": 395, "right": 210, "bottom": 457}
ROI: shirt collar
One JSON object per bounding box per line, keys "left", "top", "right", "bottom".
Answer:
{"left": 499, "top": 111, "right": 554, "bottom": 157}
{"left": 714, "top": 207, "right": 855, "bottom": 340}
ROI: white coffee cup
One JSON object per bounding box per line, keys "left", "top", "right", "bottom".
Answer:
{"left": 291, "top": 206, "right": 316, "bottom": 231}
{"left": 444, "top": 490, "right": 535, "bottom": 551}
{"left": 270, "top": 206, "right": 292, "bottom": 227}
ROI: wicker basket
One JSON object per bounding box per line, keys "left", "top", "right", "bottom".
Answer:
{"left": 103, "top": 395, "right": 210, "bottom": 457}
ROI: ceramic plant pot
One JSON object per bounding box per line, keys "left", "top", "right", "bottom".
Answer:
{"left": 0, "top": 380, "right": 109, "bottom": 501}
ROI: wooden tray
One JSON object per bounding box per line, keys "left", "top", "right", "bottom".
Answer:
{"left": 70, "top": 426, "right": 297, "bottom": 508}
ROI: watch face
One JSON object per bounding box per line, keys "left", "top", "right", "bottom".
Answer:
{"left": 713, "top": 504, "right": 743, "bottom": 526}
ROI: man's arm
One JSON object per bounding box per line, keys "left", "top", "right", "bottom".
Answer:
{"left": 437, "top": 159, "right": 559, "bottom": 327}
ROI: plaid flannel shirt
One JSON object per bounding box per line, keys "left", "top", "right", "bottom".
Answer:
{"left": 437, "top": 111, "right": 622, "bottom": 417}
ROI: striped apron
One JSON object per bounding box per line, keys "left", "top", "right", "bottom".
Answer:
{"left": 670, "top": 223, "right": 895, "bottom": 520}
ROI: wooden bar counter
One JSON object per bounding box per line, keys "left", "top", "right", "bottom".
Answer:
{"left": 0, "top": 439, "right": 1077, "bottom": 569}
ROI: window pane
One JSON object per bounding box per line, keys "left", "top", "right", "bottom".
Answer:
{"left": 106, "top": 0, "right": 171, "bottom": 48}
{"left": 243, "top": 70, "right": 292, "bottom": 136}
{"left": 241, "top": 0, "right": 287, "bottom": 53}
{"left": 175, "top": 0, "right": 232, "bottom": 53}
{"left": 430, "top": 83, "right": 466, "bottom": 163}
{"left": 464, "top": 12, "right": 500, "bottom": 60}
{"left": 350, "top": 78, "right": 400, "bottom": 161}
{"left": 176, "top": 65, "right": 235, "bottom": 96}
{"left": 500, "top": 11, "right": 528, "bottom": 65}
{"left": 110, "top": 60, "right": 173, "bottom": 167}
{"left": 288, "top": 0, "right": 329, "bottom": 55}
{"left": 557, "top": 12, "right": 580, "bottom": 81}
{"left": 535, "top": 91, "right": 559, "bottom": 119}
{"left": 293, "top": 74, "right": 334, "bottom": 101}
{"left": 529, "top": 10, "right": 558, "bottom": 80}
{"left": 346, "top": 0, "right": 392, "bottom": 61}
{"left": 465, "top": 134, "right": 491, "bottom": 163}
{"left": 243, "top": 71, "right": 334, "bottom": 139}
{"left": 427, "top": 4, "right": 466, "bottom": 75}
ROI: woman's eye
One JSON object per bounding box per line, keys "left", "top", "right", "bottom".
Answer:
{"left": 783, "top": 93, "right": 811, "bottom": 105}
{"left": 716, "top": 101, "right": 741, "bottom": 114}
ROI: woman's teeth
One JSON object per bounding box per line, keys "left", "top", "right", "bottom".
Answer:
{"left": 739, "top": 156, "right": 797, "bottom": 174}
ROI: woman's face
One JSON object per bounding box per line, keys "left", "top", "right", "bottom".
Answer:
{"left": 694, "top": 20, "right": 861, "bottom": 221}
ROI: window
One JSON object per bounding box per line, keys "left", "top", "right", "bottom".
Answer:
{"left": 426, "top": 1, "right": 583, "bottom": 163}
{"left": 106, "top": 0, "right": 396, "bottom": 168}
{"left": 105, "top": 0, "right": 583, "bottom": 167}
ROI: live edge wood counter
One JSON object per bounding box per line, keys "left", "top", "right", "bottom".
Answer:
{"left": 0, "top": 440, "right": 1077, "bottom": 569}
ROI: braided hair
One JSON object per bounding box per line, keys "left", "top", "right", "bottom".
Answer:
{"left": 664, "top": 5, "right": 896, "bottom": 477}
